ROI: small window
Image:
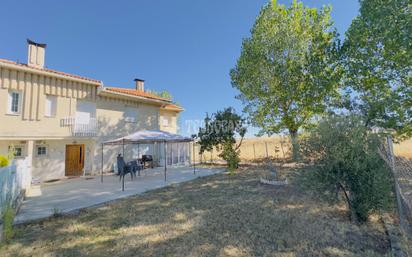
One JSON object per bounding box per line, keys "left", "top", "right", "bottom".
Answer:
{"left": 36, "top": 146, "right": 47, "bottom": 156}
{"left": 45, "top": 95, "right": 57, "bottom": 117}
{"left": 162, "top": 117, "right": 169, "bottom": 127}
{"left": 9, "top": 146, "right": 22, "bottom": 157}
{"left": 125, "top": 107, "right": 138, "bottom": 123}
{"left": 8, "top": 91, "right": 21, "bottom": 114}
{"left": 15, "top": 147, "right": 22, "bottom": 157}
{"left": 8, "top": 145, "right": 25, "bottom": 158}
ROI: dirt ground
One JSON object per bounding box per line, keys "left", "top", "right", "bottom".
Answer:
{"left": 1, "top": 166, "right": 391, "bottom": 257}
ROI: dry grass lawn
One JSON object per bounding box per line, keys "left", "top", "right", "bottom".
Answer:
{"left": 1, "top": 166, "right": 391, "bottom": 257}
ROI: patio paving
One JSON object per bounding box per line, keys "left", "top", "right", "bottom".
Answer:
{"left": 14, "top": 166, "right": 224, "bottom": 224}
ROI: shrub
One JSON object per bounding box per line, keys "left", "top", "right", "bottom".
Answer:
{"left": 0, "top": 155, "right": 9, "bottom": 168}
{"left": 220, "top": 142, "right": 240, "bottom": 174}
{"left": 195, "top": 107, "right": 247, "bottom": 172}
{"left": 301, "top": 115, "right": 393, "bottom": 222}
{"left": 52, "top": 207, "right": 62, "bottom": 218}
{"left": 2, "top": 206, "right": 15, "bottom": 242}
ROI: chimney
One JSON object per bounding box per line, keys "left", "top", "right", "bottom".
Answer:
{"left": 134, "top": 78, "right": 145, "bottom": 91}
{"left": 27, "top": 39, "right": 47, "bottom": 69}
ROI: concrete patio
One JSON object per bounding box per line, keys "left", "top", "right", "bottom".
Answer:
{"left": 15, "top": 166, "right": 224, "bottom": 224}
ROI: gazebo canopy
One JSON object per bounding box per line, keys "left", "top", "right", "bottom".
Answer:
{"left": 103, "top": 130, "right": 193, "bottom": 145}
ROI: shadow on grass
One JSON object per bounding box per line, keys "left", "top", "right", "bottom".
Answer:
{"left": 3, "top": 168, "right": 391, "bottom": 257}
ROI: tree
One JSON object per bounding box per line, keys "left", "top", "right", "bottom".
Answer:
{"left": 341, "top": 0, "right": 412, "bottom": 140}
{"left": 230, "top": 0, "right": 340, "bottom": 160}
{"left": 194, "top": 108, "right": 247, "bottom": 172}
{"left": 147, "top": 90, "right": 173, "bottom": 101}
{"left": 301, "top": 115, "right": 393, "bottom": 222}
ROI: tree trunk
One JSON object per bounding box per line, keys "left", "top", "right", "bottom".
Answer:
{"left": 289, "top": 130, "right": 300, "bottom": 161}
{"left": 339, "top": 183, "right": 359, "bottom": 223}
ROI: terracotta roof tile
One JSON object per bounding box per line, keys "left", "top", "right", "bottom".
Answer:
{"left": 0, "top": 58, "right": 184, "bottom": 111}
{"left": 0, "top": 58, "right": 101, "bottom": 84}
{"left": 105, "top": 87, "right": 172, "bottom": 102}
{"left": 162, "top": 103, "right": 184, "bottom": 112}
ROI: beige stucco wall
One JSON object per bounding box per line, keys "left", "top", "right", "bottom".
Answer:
{"left": 31, "top": 139, "right": 94, "bottom": 182}
{"left": 96, "top": 96, "right": 160, "bottom": 139}
{"left": 0, "top": 139, "right": 94, "bottom": 182}
{"left": 0, "top": 66, "right": 97, "bottom": 139}
{"left": 0, "top": 89, "right": 77, "bottom": 138}
{"left": 0, "top": 65, "right": 182, "bottom": 181}
{"left": 91, "top": 96, "right": 164, "bottom": 173}
{"left": 159, "top": 110, "right": 178, "bottom": 133}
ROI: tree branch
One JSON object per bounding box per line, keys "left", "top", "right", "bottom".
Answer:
{"left": 235, "top": 134, "right": 245, "bottom": 151}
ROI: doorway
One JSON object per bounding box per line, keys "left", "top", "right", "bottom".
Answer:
{"left": 65, "top": 144, "right": 85, "bottom": 176}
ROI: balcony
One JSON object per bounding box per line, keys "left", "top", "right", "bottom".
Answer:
{"left": 60, "top": 117, "right": 97, "bottom": 137}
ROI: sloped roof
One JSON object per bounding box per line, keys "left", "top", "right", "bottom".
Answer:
{"left": 0, "top": 58, "right": 184, "bottom": 111}
{"left": 105, "top": 87, "right": 172, "bottom": 102}
{"left": 0, "top": 58, "right": 101, "bottom": 84}
{"left": 161, "top": 103, "right": 184, "bottom": 112}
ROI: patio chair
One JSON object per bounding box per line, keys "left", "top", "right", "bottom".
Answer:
{"left": 117, "top": 155, "right": 134, "bottom": 181}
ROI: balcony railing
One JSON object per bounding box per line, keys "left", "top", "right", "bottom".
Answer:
{"left": 60, "top": 117, "right": 97, "bottom": 137}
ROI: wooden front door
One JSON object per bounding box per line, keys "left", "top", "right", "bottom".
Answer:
{"left": 65, "top": 144, "right": 85, "bottom": 176}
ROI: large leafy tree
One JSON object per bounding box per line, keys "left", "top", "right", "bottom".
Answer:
{"left": 230, "top": 0, "right": 340, "bottom": 159}
{"left": 341, "top": 0, "right": 412, "bottom": 139}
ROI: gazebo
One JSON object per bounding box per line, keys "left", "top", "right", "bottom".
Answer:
{"left": 101, "top": 130, "right": 195, "bottom": 190}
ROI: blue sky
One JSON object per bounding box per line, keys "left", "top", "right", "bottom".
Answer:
{"left": 0, "top": 0, "right": 359, "bottom": 136}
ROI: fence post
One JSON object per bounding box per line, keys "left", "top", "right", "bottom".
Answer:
{"left": 253, "top": 144, "right": 256, "bottom": 160}
{"left": 265, "top": 142, "right": 269, "bottom": 158}
{"left": 280, "top": 137, "right": 286, "bottom": 159}
{"left": 171, "top": 143, "right": 174, "bottom": 166}
{"left": 387, "top": 136, "right": 409, "bottom": 234}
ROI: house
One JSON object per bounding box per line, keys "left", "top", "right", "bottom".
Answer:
{"left": 0, "top": 39, "right": 186, "bottom": 185}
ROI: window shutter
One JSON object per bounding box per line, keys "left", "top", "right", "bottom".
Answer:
{"left": 8, "top": 92, "right": 12, "bottom": 113}
{"left": 45, "top": 95, "right": 57, "bottom": 117}
{"left": 45, "top": 97, "right": 51, "bottom": 117}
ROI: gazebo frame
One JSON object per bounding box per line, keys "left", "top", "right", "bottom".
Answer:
{"left": 100, "top": 130, "right": 196, "bottom": 191}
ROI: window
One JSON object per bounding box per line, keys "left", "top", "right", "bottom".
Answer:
{"left": 8, "top": 146, "right": 23, "bottom": 157}
{"left": 36, "top": 146, "right": 47, "bottom": 156}
{"left": 162, "top": 116, "right": 170, "bottom": 127}
{"left": 14, "top": 147, "right": 22, "bottom": 157}
{"left": 125, "top": 107, "right": 138, "bottom": 123}
{"left": 44, "top": 95, "right": 57, "bottom": 117}
{"left": 8, "top": 91, "right": 21, "bottom": 114}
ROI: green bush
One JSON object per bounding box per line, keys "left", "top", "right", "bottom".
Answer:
{"left": 220, "top": 142, "right": 240, "bottom": 174}
{"left": 195, "top": 107, "right": 247, "bottom": 172}
{"left": 0, "top": 155, "right": 9, "bottom": 168}
{"left": 301, "top": 115, "right": 393, "bottom": 222}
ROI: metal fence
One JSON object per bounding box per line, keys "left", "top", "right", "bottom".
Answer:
{"left": 191, "top": 137, "right": 291, "bottom": 164}
{"left": 379, "top": 136, "right": 412, "bottom": 235}
{"left": 0, "top": 160, "right": 24, "bottom": 217}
